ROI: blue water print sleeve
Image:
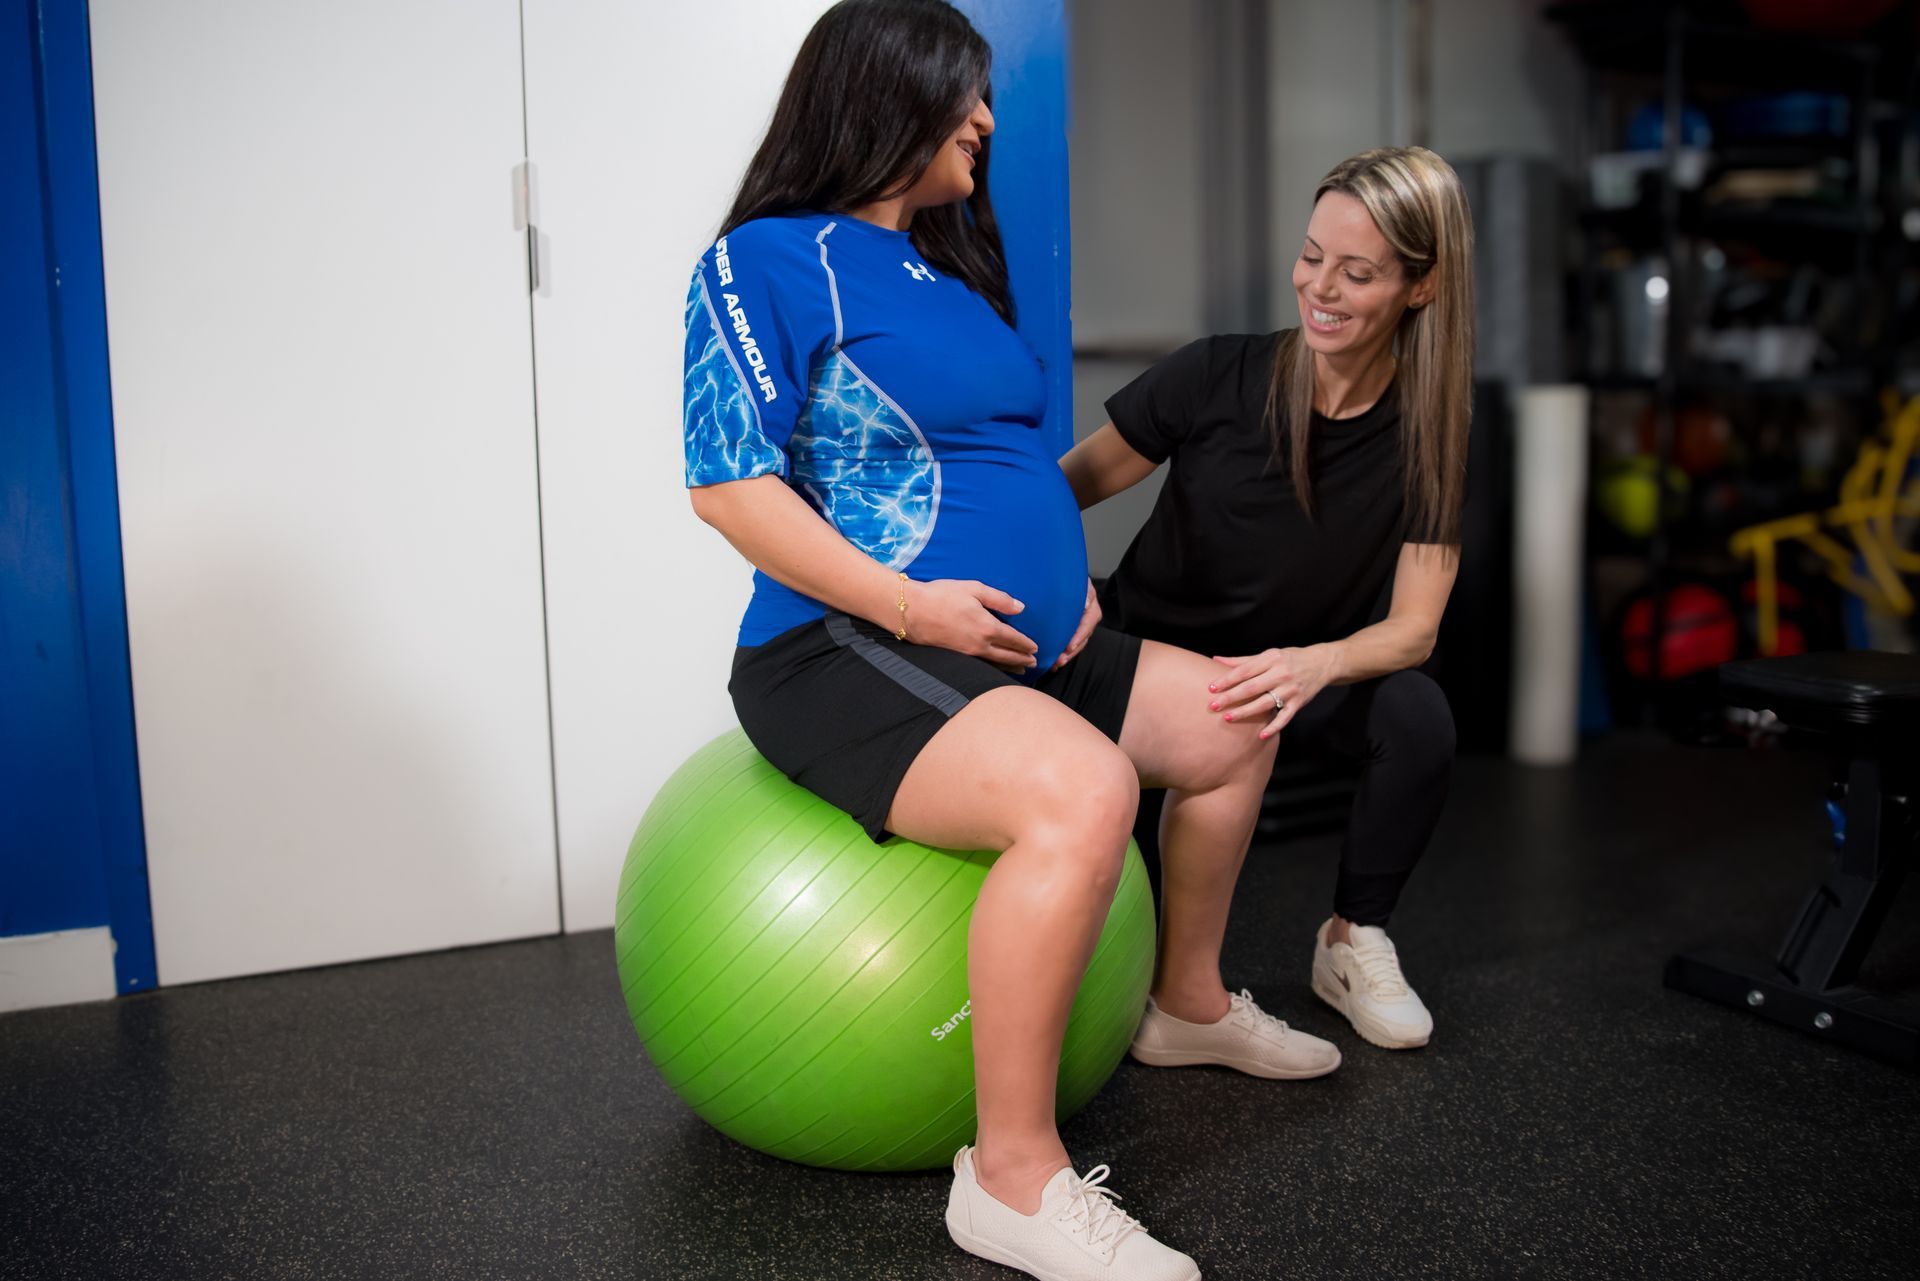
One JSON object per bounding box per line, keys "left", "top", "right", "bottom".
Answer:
{"left": 682, "top": 222, "right": 827, "bottom": 487}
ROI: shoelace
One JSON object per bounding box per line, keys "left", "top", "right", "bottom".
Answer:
{"left": 1055, "top": 1165, "right": 1144, "bottom": 1258}
{"left": 1349, "top": 941, "right": 1410, "bottom": 998}
{"left": 1226, "top": 988, "right": 1290, "bottom": 1037}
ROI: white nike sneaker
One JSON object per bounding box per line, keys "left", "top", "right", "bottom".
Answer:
{"left": 1129, "top": 989, "right": 1341, "bottom": 1079}
{"left": 945, "top": 1146, "right": 1201, "bottom": 1281}
{"left": 1310, "top": 918, "right": 1433, "bottom": 1049}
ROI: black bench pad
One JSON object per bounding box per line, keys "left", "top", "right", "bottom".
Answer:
{"left": 1720, "top": 652, "right": 1920, "bottom": 735}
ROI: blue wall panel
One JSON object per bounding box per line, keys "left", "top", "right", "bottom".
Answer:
{"left": 957, "top": 0, "right": 1073, "bottom": 459}
{"left": 2, "top": 0, "right": 109, "bottom": 940}
{"left": 2, "top": 0, "right": 155, "bottom": 992}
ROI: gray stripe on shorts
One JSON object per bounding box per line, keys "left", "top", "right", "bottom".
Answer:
{"left": 824, "top": 613, "right": 970, "bottom": 717}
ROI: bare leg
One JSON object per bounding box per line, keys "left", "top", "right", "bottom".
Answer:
{"left": 1118, "top": 641, "right": 1278, "bottom": 1024}
{"left": 886, "top": 686, "right": 1138, "bottom": 1215}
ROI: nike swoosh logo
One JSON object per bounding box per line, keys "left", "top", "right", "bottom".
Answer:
{"left": 1336, "top": 971, "right": 1351, "bottom": 992}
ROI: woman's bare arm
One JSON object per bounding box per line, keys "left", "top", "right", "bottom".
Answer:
{"left": 1321, "top": 542, "right": 1460, "bottom": 682}
{"left": 1059, "top": 423, "right": 1158, "bottom": 510}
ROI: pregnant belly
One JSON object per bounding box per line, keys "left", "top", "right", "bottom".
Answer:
{"left": 905, "top": 470, "right": 1089, "bottom": 675}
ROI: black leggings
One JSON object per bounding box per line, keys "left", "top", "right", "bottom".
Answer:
{"left": 1135, "top": 669, "right": 1455, "bottom": 928}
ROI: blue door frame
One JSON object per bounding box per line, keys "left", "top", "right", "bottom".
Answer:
{"left": 3, "top": 0, "right": 155, "bottom": 993}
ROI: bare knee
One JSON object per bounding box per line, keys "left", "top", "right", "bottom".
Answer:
{"left": 1181, "top": 723, "right": 1277, "bottom": 796}
{"left": 1017, "top": 746, "right": 1136, "bottom": 894}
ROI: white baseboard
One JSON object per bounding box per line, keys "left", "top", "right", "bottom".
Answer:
{"left": 0, "top": 927, "right": 118, "bottom": 1014}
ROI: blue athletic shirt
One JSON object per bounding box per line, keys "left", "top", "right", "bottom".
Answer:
{"left": 682, "top": 210, "right": 1087, "bottom": 674}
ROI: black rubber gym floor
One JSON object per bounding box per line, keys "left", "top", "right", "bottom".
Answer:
{"left": 4, "top": 734, "right": 1916, "bottom": 1280}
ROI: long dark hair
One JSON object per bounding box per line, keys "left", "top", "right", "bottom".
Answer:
{"left": 721, "top": 0, "right": 1014, "bottom": 325}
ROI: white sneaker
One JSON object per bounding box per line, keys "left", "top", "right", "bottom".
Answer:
{"left": 1310, "top": 919, "right": 1433, "bottom": 1049}
{"left": 945, "top": 1146, "right": 1201, "bottom": 1281}
{"left": 1129, "top": 990, "right": 1340, "bottom": 1079}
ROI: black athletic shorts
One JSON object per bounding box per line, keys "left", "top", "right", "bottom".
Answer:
{"left": 729, "top": 612, "right": 1143, "bottom": 842}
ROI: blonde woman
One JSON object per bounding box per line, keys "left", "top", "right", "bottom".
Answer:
{"left": 1063, "top": 146, "right": 1474, "bottom": 1051}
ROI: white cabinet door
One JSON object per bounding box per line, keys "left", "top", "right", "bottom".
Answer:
{"left": 92, "top": 0, "right": 559, "bottom": 984}
{"left": 520, "top": 1, "right": 835, "bottom": 930}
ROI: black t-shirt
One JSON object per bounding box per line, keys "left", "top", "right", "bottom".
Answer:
{"left": 1100, "top": 331, "right": 1432, "bottom": 658}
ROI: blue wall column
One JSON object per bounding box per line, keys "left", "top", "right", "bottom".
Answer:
{"left": 957, "top": 0, "right": 1073, "bottom": 458}
{"left": 2, "top": 0, "right": 155, "bottom": 994}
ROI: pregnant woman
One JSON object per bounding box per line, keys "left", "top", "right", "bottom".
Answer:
{"left": 683, "top": 4, "right": 1330, "bottom": 1278}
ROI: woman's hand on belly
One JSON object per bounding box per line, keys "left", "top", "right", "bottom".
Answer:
{"left": 905, "top": 578, "right": 1041, "bottom": 673}
{"left": 1049, "top": 579, "right": 1101, "bottom": 671}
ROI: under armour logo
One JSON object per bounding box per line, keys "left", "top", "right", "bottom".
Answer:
{"left": 902, "top": 261, "right": 937, "bottom": 283}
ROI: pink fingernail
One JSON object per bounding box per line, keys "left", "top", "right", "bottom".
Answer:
{"left": 1223, "top": 713, "right": 1233, "bottom": 722}
{"left": 1207, "top": 684, "right": 1217, "bottom": 693}
{"left": 1208, "top": 702, "right": 1219, "bottom": 711}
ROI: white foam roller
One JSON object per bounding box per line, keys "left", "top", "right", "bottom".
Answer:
{"left": 1509, "top": 385, "right": 1590, "bottom": 766}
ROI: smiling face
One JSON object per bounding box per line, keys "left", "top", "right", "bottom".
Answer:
{"left": 902, "top": 96, "right": 994, "bottom": 211}
{"left": 1292, "top": 190, "right": 1434, "bottom": 363}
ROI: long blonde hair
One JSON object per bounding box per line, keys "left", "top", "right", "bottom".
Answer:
{"left": 1265, "top": 146, "right": 1474, "bottom": 544}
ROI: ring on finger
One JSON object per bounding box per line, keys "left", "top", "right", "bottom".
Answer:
{"left": 1269, "top": 689, "right": 1286, "bottom": 712}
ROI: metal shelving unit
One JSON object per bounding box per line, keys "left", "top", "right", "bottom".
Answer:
{"left": 1548, "top": 0, "right": 1917, "bottom": 715}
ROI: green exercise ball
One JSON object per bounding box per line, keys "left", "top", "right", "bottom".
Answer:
{"left": 614, "top": 728, "right": 1156, "bottom": 1172}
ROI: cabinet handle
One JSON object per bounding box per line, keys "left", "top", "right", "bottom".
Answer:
{"left": 513, "top": 160, "right": 542, "bottom": 296}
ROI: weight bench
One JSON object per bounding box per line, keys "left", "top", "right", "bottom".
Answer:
{"left": 1664, "top": 651, "right": 1920, "bottom": 1066}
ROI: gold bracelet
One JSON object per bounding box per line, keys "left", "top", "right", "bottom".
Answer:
{"left": 894, "top": 572, "right": 910, "bottom": 641}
